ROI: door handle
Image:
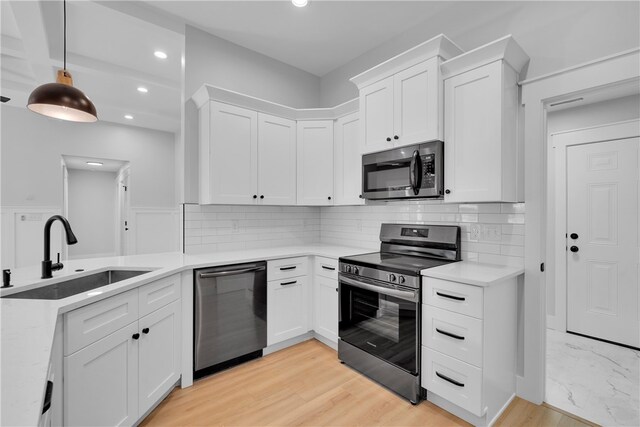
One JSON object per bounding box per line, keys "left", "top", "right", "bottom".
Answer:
{"left": 570, "top": 246, "right": 579, "bottom": 253}
{"left": 280, "top": 280, "right": 297, "bottom": 286}
{"left": 435, "top": 328, "right": 465, "bottom": 340}
{"left": 436, "top": 291, "right": 465, "bottom": 301}
{"left": 570, "top": 233, "right": 579, "bottom": 239}
{"left": 322, "top": 265, "right": 336, "bottom": 271}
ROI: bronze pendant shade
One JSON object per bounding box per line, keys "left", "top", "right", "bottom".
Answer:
{"left": 27, "top": 0, "right": 98, "bottom": 122}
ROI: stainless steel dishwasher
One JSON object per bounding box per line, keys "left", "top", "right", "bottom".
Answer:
{"left": 194, "top": 261, "right": 267, "bottom": 378}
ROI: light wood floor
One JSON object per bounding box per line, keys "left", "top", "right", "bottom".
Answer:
{"left": 142, "top": 339, "right": 593, "bottom": 427}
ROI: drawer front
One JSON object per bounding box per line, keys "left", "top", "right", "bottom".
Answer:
{"left": 423, "top": 305, "right": 483, "bottom": 367}
{"left": 267, "top": 257, "right": 308, "bottom": 281}
{"left": 424, "top": 277, "right": 484, "bottom": 319}
{"left": 315, "top": 256, "right": 338, "bottom": 280}
{"left": 139, "top": 274, "right": 181, "bottom": 317}
{"left": 64, "top": 289, "right": 138, "bottom": 355}
{"left": 422, "top": 347, "right": 483, "bottom": 416}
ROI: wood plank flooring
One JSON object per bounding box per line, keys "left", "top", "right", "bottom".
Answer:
{"left": 142, "top": 339, "right": 593, "bottom": 427}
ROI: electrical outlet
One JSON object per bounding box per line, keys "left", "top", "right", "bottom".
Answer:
{"left": 20, "top": 214, "right": 43, "bottom": 222}
{"left": 232, "top": 220, "right": 240, "bottom": 233}
{"left": 483, "top": 224, "right": 502, "bottom": 242}
{"left": 470, "top": 224, "right": 481, "bottom": 241}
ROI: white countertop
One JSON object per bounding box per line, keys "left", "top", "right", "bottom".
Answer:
{"left": 0, "top": 244, "right": 367, "bottom": 427}
{"left": 421, "top": 261, "right": 524, "bottom": 286}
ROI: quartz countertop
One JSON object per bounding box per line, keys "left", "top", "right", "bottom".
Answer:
{"left": 421, "top": 261, "right": 524, "bottom": 286}
{"left": 0, "top": 244, "right": 368, "bottom": 427}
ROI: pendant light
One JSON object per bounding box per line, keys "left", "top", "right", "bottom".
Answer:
{"left": 27, "top": 0, "right": 97, "bottom": 122}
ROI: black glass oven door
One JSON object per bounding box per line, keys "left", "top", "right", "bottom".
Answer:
{"left": 338, "top": 275, "right": 419, "bottom": 374}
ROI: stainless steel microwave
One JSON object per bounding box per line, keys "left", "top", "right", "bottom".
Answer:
{"left": 362, "top": 141, "right": 444, "bottom": 200}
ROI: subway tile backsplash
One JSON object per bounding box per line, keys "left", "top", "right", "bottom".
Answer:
{"left": 183, "top": 201, "right": 524, "bottom": 266}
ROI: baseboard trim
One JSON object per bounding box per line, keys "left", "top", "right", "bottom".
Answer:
{"left": 542, "top": 402, "right": 599, "bottom": 426}
{"left": 313, "top": 332, "right": 337, "bottom": 350}
{"left": 488, "top": 393, "right": 516, "bottom": 427}
{"left": 135, "top": 379, "right": 180, "bottom": 426}
{"left": 263, "top": 332, "right": 314, "bottom": 355}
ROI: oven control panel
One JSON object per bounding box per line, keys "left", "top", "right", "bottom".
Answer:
{"left": 339, "top": 262, "right": 418, "bottom": 289}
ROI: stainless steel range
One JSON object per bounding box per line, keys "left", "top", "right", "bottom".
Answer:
{"left": 338, "top": 223, "right": 461, "bottom": 404}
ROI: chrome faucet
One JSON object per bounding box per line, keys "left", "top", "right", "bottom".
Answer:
{"left": 42, "top": 215, "right": 78, "bottom": 279}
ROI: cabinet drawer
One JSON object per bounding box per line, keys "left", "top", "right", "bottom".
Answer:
{"left": 422, "top": 347, "right": 483, "bottom": 417}
{"left": 315, "top": 257, "right": 338, "bottom": 280}
{"left": 138, "top": 274, "right": 180, "bottom": 317}
{"left": 64, "top": 289, "right": 138, "bottom": 355}
{"left": 267, "top": 257, "right": 308, "bottom": 281}
{"left": 424, "top": 277, "right": 483, "bottom": 319}
{"left": 423, "top": 305, "right": 483, "bottom": 367}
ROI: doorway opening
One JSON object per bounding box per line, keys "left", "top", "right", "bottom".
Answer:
{"left": 544, "top": 89, "right": 639, "bottom": 426}
{"left": 61, "top": 155, "right": 130, "bottom": 260}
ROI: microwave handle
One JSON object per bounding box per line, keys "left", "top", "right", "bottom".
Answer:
{"left": 409, "top": 150, "right": 422, "bottom": 195}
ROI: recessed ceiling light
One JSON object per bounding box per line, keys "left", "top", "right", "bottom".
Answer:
{"left": 154, "top": 50, "right": 168, "bottom": 59}
{"left": 86, "top": 162, "right": 103, "bottom": 166}
{"left": 137, "top": 86, "right": 148, "bottom": 93}
{"left": 124, "top": 114, "right": 133, "bottom": 120}
{"left": 292, "top": 0, "right": 308, "bottom": 7}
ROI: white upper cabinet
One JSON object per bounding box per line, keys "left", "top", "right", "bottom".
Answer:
{"left": 351, "top": 34, "right": 463, "bottom": 154}
{"left": 297, "top": 120, "right": 334, "bottom": 206}
{"left": 393, "top": 59, "right": 441, "bottom": 146}
{"left": 199, "top": 101, "right": 258, "bottom": 205}
{"left": 441, "top": 36, "right": 529, "bottom": 203}
{"left": 257, "top": 113, "right": 297, "bottom": 205}
{"left": 334, "top": 112, "right": 364, "bottom": 205}
{"left": 359, "top": 77, "right": 394, "bottom": 154}
{"left": 193, "top": 86, "right": 358, "bottom": 206}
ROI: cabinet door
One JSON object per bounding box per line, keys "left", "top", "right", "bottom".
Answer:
{"left": 64, "top": 322, "right": 139, "bottom": 427}
{"left": 444, "top": 61, "right": 502, "bottom": 203}
{"left": 267, "top": 277, "right": 308, "bottom": 345}
{"left": 205, "top": 101, "right": 258, "bottom": 204}
{"left": 314, "top": 275, "right": 339, "bottom": 343}
{"left": 393, "top": 58, "right": 441, "bottom": 146}
{"left": 258, "top": 113, "right": 297, "bottom": 205}
{"left": 138, "top": 300, "right": 181, "bottom": 417}
{"left": 360, "top": 77, "right": 394, "bottom": 154}
{"left": 297, "top": 120, "right": 334, "bottom": 206}
{"left": 334, "top": 113, "right": 364, "bottom": 205}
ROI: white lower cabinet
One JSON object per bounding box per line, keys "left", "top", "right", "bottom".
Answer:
{"left": 63, "top": 275, "right": 181, "bottom": 426}
{"left": 313, "top": 257, "right": 339, "bottom": 344}
{"left": 138, "top": 300, "right": 181, "bottom": 416}
{"left": 313, "top": 276, "right": 338, "bottom": 343}
{"left": 64, "top": 322, "right": 139, "bottom": 426}
{"left": 267, "top": 277, "right": 309, "bottom": 345}
{"left": 421, "top": 275, "right": 517, "bottom": 426}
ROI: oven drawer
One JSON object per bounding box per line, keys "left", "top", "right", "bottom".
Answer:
{"left": 422, "top": 347, "right": 483, "bottom": 416}
{"left": 267, "top": 257, "right": 308, "bottom": 281}
{"left": 423, "top": 305, "right": 483, "bottom": 368}
{"left": 424, "top": 277, "right": 483, "bottom": 319}
{"left": 315, "top": 257, "right": 338, "bottom": 280}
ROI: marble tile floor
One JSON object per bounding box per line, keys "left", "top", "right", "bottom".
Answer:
{"left": 546, "top": 329, "right": 640, "bottom": 426}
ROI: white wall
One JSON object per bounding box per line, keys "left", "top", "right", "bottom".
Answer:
{"left": 546, "top": 94, "right": 640, "bottom": 321}
{"left": 1, "top": 106, "right": 180, "bottom": 269}
{"left": 67, "top": 169, "right": 117, "bottom": 259}
{"left": 319, "top": 1, "right": 640, "bottom": 106}
{"left": 182, "top": 25, "right": 322, "bottom": 203}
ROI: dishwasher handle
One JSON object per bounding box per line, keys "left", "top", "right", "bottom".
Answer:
{"left": 199, "top": 265, "right": 265, "bottom": 279}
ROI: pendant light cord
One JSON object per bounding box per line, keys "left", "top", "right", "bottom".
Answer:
{"left": 63, "top": 0, "right": 66, "bottom": 71}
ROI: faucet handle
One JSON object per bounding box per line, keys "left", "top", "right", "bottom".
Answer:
{"left": 52, "top": 253, "right": 64, "bottom": 272}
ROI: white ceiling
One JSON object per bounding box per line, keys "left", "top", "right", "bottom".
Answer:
{"left": 144, "top": 1, "right": 452, "bottom": 77}
{"left": 62, "top": 155, "right": 129, "bottom": 173}
{"left": 1, "top": 1, "right": 183, "bottom": 133}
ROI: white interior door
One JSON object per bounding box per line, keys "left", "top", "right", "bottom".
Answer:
{"left": 567, "top": 137, "right": 639, "bottom": 348}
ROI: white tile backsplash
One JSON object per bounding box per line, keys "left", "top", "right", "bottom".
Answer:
{"left": 182, "top": 201, "right": 525, "bottom": 267}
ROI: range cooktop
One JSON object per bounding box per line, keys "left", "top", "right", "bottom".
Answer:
{"left": 339, "top": 251, "right": 454, "bottom": 276}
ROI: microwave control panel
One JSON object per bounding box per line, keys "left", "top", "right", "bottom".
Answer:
{"left": 422, "top": 154, "right": 436, "bottom": 188}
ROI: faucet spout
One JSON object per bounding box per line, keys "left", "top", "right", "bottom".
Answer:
{"left": 42, "top": 215, "right": 78, "bottom": 279}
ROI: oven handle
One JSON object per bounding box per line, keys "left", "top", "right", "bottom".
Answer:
{"left": 340, "top": 275, "right": 418, "bottom": 302}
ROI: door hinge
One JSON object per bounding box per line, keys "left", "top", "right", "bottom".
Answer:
{"left": 540, "top": 262, "right": 545, "bottom": 272}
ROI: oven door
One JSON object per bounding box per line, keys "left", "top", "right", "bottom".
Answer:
{"left": 338, "top": 274, "right": 419, "bottom": 374}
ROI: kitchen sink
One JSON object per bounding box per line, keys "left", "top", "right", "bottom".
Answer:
{"left": 2, "top": 269, "right": 152, "bottom": 300}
